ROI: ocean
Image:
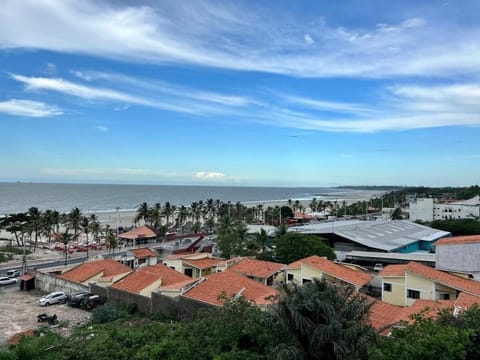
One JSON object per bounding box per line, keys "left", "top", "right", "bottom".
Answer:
{"left": 0, "top": 182, "right": 382, "bottom": 215}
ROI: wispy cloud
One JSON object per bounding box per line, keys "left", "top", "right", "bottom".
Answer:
{"left": 11, "top": 73, "right": 244, "bottom": 115}
{"left": 94, "top": 125, "right": 108, "bottom": 132}
{"left": 195, "top": 171, "right": 226, "bottom": 180}
{"left": 1, "top": 1, "right": 479, "bottom": 78}
{"left": 0, "top": 99, "right": 62, "bottom": 117}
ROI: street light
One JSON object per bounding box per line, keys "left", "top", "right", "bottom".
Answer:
{"left": 115, "top": 206, "right": 120, "bottom": 238}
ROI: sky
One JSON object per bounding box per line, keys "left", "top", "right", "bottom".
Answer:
{"left": 0, "top": 0, "right": 479, "bottom": 187}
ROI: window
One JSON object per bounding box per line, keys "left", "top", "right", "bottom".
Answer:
{"left": 287, "top": 273, "right": 294, "bottom": 282}
{"left": 383, "top": 283, "right": 392, "bottom": 292}
{"left": 407, "top": 289, "right": 420, "bottom": 299}
{"left": 440, "top": 293, "right": 451, "bottom": 300}
{"left": 302, "top": 278, "right": 312, "bottom": 284}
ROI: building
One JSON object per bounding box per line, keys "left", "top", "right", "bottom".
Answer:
{"left": 117, "top": 247, "right": 158, "bottom": 269}
{"left": 163, "top": 253, "right": 223, "bottom": 278}
{"left": 182, "top": 269, "right": 276, "bottom": 307}
{"left": 434, "top": 235, "right": 480, "bottom": 276}
{"left": 291, "top": 219, "right": 449, "bottom": 254}
{"left": 118, "top": 225, "right": 158, "bottom": 246}
{"left": 409, "top": 196, "right": 480, "bottom": 222}
{"left": 285, "top": 255, "right": 373, "bottom": 291}
{"left": 58, "top": 259, "right": 131, "bottom": 286}
{"left": 227, "top": 258, "right": 286, "bottom": 286}
{"left": 379, "top": 261, "right": 480, "bottom": 306}
{"left": 111, "top": 264, "right": 196, "bottom": 297}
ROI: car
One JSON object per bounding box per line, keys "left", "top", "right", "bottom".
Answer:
{"left": 6, "top": 269, "right": 20, "bottom": 278}
{"left": 0, "top": 276, "right": 18, "bottom": 286}
{"left": 67, "top": 292, "right": 91, "bottom": 307}
{"left": 38, "top": 291, "right": 68, "bottom": 306}
{"left": 373, "top": 263, "right": 384, "bottom": 272}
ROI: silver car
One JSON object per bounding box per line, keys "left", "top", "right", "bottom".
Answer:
{"left": 38, "top": 291, "right": 68, "bottom": 306}
{"left": 0, "top": 276, "right": 18, "bottom": 286}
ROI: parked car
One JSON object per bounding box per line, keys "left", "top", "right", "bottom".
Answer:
{"left": 0, "top": 277, "right": 18, "bottom": 286}
{"left": 82, "top": 294, "right": 107, "bottom": 311}
{"left": 373, "top": 263, "right": 384, "bottom": 272}
{"left": 67, "top": 292, "right": 91, "bottom": 307}
{"left": 38, "top": 291, "right": 68, "bottom": 306}
{"left": 6, "top": 269, "right": 20, "bottom": 278}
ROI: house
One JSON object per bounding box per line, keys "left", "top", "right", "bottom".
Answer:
{"left": 227, "top": 258, "right": 286, "bottom": 286}
{"left": 285, "top": 255, "right": 373, "bottom": 291}
{"left": 58, "top": 259, "right": 131, "bottom": 286}
{"left": 380, "top": 261, "right": 480, "bottom": 306}
{"left": 409, "top": 196, "right": 480, "bottom": 222}
{"left": 118, "top": 225, "right": 158, "bottom": 246}
{"left": 118, "top": 247, "right": 158, "bottom": 269}
{"left": 182, "top": 269, "right": 276, "bottom": 307}
{"left": 111, "top": 264, "right": 196, "bottom": 297}
{"left": 163, "top": 253, "right": 224, "bottom": 278}
{"left": 434, "top": 235, "right": 480, "bottom": 276}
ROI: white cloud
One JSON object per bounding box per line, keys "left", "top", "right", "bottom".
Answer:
{"left": 11, "top": 73, "right": 239, "bottom": 115}
{"left": 0, "top": 1, "right": 478, "bottom": 78}
{"left": 0, "top": 99, "right": 62, "bottom": 117}
{"left": 195, "top": 171, "right": 226, "bottom": 180}
{"left": 304, "top": 34, "right": 314, "bottom": 45}
{"left": 95, "top": 125, "right": 108, "bottom": 132}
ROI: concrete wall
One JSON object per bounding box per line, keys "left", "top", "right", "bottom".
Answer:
{"left": 108, "top": 287, "right": 152, "bottom": 314}
{"left": 405, "top": 272, "right": 434, "bottom": 306}
{"left": 381, "top": 276, "right": 405, "bottom": 306}
{"left": 35, "top": 271, "right": 89, "bottom": 295}
{"left": 409, "top": 198, "right": 434, "bottom": 222}
{"left": 301, "top": 263, "right": 324, "bottom": 282}
{"left": 437, "top": 243, "right": 480, "bottom": 273}
{"left": 285, "top": 268, "right": 301, "bottom": 284}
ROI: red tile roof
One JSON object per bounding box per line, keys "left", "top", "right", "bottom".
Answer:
{"left": 183, "top": 257, "right": 224, "bottom": 270}
{"left": 59, "top": 259, "right": 131, "bottom": 283}
{"left": 112, "top": 264, "right": 192, "bottom": 294}
{"left": 435, "top": 235, "right": 480, "bottom": 246}
{"left": 397, "top": 299, "right": 455, "bottom": 324}
{"left": 118, "top": 225, "right": 158, "bottom": 240}
{"left": 455, "top": 292, "right": 480, "bottom": 310}
{"left": 301, "top": 255, "right": 373, "bottom": 288}
{"left": 405, "top": 262, "right": 480, "bottom": 297}
{"left": 130, "top": 247, "right": 157, "bottom": 258}
{"left": 287, "top": 259, "right": 303, "bottom": 270}
{"left": 182, "top": 269, "right": 276, "bottom": 306}
{"left": 379, "top": 264, "right": 408, "bottom": 277}
{"left": 228, "top": 258, "right": 286, "bottom": 279}
{"left": 367, "top": 299, "right": 403, "bottom": 334}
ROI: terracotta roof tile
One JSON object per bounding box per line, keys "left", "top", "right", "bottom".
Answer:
{"left": 130, "top": 247, "right": 157, "bottom": 258}
{"left": 182, "top": 269, "right": 276, "bottom": 306}
{"left": 118, "top": 225, "right": 158, "bottom": 240}
{"left": 287, "top": 259, "right": 303, "bottom": 269}
{"left": 301, "top": 255, "right": 373, "bottom": 288}
{"left": 228, "top": 258, "right": 286, "bottom": 279}
{"left": 112, "top": 264, "right": 192, "bottom": 294}
{"left": 59, "top": 259, "right": 131, "bottom": 283}
{"left": 435, "top": 235, "right": 480, "bottom": 246}
{"left": 397, "top": 299, "right": 455, "bottom": 324}
{"left": 455, "top": 292, "right": 480, "bottom": 309}
{"left": 379, "top": 264, "right": 408, "bottom": 277}
{"left": 183, "top": 257, "right": 224, "bottom": 270}
{"left": 366, "top": 298, "right": 403, "bottom": 334}
{"left": 405, "top": 262, "right": 480, "bottom": 297}
{"left": 159, "top": 278, "right": 198, "bottom": 291}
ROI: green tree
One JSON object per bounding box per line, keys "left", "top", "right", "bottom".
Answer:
{"left": 66, "top": 207, "right": 82, "bottom": 240}
{"left": 135, "top": 202, "right": 149, "bottom": 225}
{"left": 27, "top": 207, "right": 42, "bottom": 252}
{"left": 391, "top": 207, "right": 403, "bottom": 220}
{"left": 105, "top": 228, "right": 118, "bottom": 255}
{"left": 275, "top": 233, "right": 335, "bottom": 264}
{"left": 273, "top": 279, "right": 376, "bottom": 360}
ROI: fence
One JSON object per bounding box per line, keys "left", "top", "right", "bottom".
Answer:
{"left": 34, "top": 271, "right": 88, "bottom": 294}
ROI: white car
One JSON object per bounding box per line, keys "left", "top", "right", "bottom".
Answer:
{"left": 0, "top": 277, "right": 18, "bottom": 286}
{"left": 373, "top": 264, "right": 384, "bottom": 272}
{"left": 38, "top": 291, "right": 68, "bottom": 306}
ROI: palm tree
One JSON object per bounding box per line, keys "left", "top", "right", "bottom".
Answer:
{"left": 104, "top": 228, "right": 118, "bottom": 255}
{"left": 273, "top": 279, "right": 376, "bottom": 360}
{"left": 66, "top": 207, "right": 82, "bottom": 241}
{"left": 255, "top": 228, "right": 271, "bottom": 254}
{"left": 89, "top": 214, "right": 101, "bottom": 242}
{"left": 135, "top": 202, "right": 149, "bottom": 226}
{"left": 163, "top": 201, "right": 174, "bottom": 226}
{"left": 41, "top": 209, "right": 55, "bottom": 243}
{"left": 309, "top": 198, "right": 318, "bottom": 212}
{"left": 80, "top": 216, "right": 90, "bottom": 258}
{"left": 275, "top": 223, "right": 288, "bottom": 239}
{"left": 59, "top": 230, "right": 73, "bottom": 266}
{"left": 28, "top": 207, "right": 42, "bottom": 252}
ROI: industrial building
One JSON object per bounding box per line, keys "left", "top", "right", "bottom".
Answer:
{"left": 409, "top": 196, "right": 480, "bottom": 222}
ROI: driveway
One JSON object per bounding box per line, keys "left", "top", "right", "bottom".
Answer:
{"left": 0, "top": 286, "right": 91, "bottom": 344}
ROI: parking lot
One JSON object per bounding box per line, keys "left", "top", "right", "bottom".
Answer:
{"left": 0, "top": 285, "right": 92, "bottom": 344}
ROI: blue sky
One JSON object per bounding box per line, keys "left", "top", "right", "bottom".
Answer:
{"left": 1, "top": 0, "right": 479, "bottom": 187}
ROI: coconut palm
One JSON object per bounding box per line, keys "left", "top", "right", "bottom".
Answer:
{"left": 89, "top": 214, "right": 101, "bottom": 242}
{"left": 163, "top": 201, "right": 174, "bottom": 226}
{"left": 66, "top": 207, "right": 82, "bottom": 240}
{"left": 27, "top": 207, "right": 42, "bottom": 252}
{"left": 104, "top": 227, "right": 118, "bottom": 255}
{"left": 58, "top": 230, "right": 73, "bottom": 266}
{"left": 41, "top": 209, "right": 56, "bottom": 243}
{"left": 80, "top": 216, "right": 90, "bottom": 258}
{"left": 135, "top": 202, "right": 149, "bottom": 225}
{"left": 273, "top": 279, "right": 376, "bottom": 360}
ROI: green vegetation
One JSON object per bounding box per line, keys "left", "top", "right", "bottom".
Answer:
{"left": 0, "top": 280, "right": 376, "bottom": 360}
{"left": 429, "top": 219, "right": 480, "bottom": 236}
{"left": 275, "top": 233, "right": 336, "bottom": 264}
{"left": 370, "top": 306, "right": 480, "bottom": 360}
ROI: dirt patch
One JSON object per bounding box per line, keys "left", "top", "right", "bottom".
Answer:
{"left": 0, "top": 286, "right": 91, "bottom": 345}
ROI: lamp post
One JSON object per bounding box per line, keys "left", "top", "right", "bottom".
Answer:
{"left": 115, "top": 206, "right": 120, "bottom": 238}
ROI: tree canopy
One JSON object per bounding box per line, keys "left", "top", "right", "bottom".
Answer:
{"left": 275, "top": 232, "right": 336, "bottom": 264}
